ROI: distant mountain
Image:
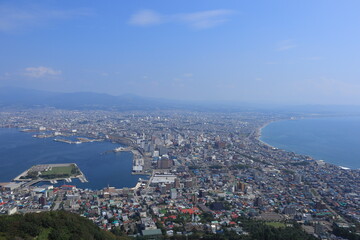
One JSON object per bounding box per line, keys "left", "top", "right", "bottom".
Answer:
{"left": 0, "top": 87, "right": 189, "bottom": 111}
{"left": 0, "top": 87, "right": 266, "bottom": 112}
{"left": 1, "top": 87, "right": 360, "bottom": 114}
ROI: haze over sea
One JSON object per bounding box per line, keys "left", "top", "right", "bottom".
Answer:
{"left": 260, "top": 116, "right": 360, "bottom": 169}
{"left": 0, "top": 128, "right": 143, "bottom": 189}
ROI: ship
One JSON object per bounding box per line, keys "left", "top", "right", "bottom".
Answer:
{"left": 113, "top": 147, "right": 125, "bottom": 152}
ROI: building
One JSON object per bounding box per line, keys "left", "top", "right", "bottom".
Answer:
{"left": 314, "top": 222, "right": 325, "bottom": 235}
{"left": 170, "top": 189, "right": 177, "bottom": 199}
{"left": 151, "top": 174, "right": 176, "bottom": 185}
{"left": 141, "top": 229, "right": 163, "bottom": 239}
{"left": 39, "top": 196, "right": 47, "bottom": 206}
{"left": 2, "top": 182, "right": 22, "bottom": 191}
{"left": 294, "top": 174, "right": 302, "bottom": 184}
{"left": 61, "top": 185, "right": 76, "bottom": 191}
{"left": 254, "top": 197, "right": 263, "bottom": 207}
{"left": 237, "top": 181, "right": 246, "bottom": 192}
{"left": 133, "top": 165, "right": 143, "bottom": 172}
{"left": 157, "top": 156, "right": 173, "bottom": 169}
{"left": 7, "top": 207, "right": 17, "bottom": 215}
{"left": 284, "top": 206, "right": 296, "bottom": 215}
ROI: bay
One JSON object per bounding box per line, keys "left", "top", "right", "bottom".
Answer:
{"left": 260, "top": 117, "right": 360, "bottom": 169}
{"left": 0, "top": 128, "right": 144, "bottom": 189}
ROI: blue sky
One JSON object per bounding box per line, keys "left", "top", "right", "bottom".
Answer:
{"left": 0, "top": 0, "right": 360, "bottom": 105}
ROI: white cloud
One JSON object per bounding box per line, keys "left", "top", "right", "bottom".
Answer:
{"left": 128, "top": 10, "right": 162, "bottom": 26}
{"left": 129, "top": 9, "right": 235, "bottom": 29}
{"left": 24, "top": 66, "right": 61, "bottom": 78}
{"left": 177, "top": 10, "right": 234, "bottom": 29}
{"left": 0, "top": 4, "right": 92, "bottom": 32}
{"left": 276, "top": 40, "right": 297, "bottom": 51}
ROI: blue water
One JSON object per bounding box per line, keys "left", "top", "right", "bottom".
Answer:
{"left": 0, "top": 128, "right": 144, "bottom": 189}
{"left": 260, "top": 117, "right": 360, "bottom": 169}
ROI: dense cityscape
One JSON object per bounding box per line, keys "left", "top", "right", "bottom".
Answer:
{"left": 0, "top": 109, "right": 359, "bottom": 239}
{"left": 2, "top": 0, "right": 360, "bottom": 239}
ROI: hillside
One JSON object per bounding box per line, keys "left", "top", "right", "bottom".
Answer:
{"left": 0, "top": 211, "right": 128, "bottom": 240}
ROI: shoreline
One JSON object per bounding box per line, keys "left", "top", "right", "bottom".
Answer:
{"left": 255, "top": 118, "right": 359, "bottom": 171}
{"left": 0, "top": 127, "right": 144, "bottom": 190}
{"left": 256, "top": 120, "right": 280, "bottom": 148}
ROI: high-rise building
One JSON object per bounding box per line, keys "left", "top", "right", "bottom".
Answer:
{"left": 237, "top": 181, "right": 246, "bottom": 192}
{"left": 39, "top": 196, "right": 47, "bottom": 206}
{"left": 174, "top": 178, "right": 180, "bottom": 188}
{"left": 170, "top": 189, "right": 177, "bottom": 199}
{"left": 294, "top": 174, "right": 302, "bottom": 184}
{"left": 254, "top": 197, "right": 263, "bottom": 207}
{"left": 191, "top": 193, "right": 197, "bottom": 203}
{"left": 158, "top": 146, "right": 168, "bottom": 156}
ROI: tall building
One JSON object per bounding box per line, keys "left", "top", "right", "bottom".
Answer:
{"left": 237, "top": 181, "right": 246, "bottom": 192}
{"left": 254, "top": 197, "right": 263, "bottom": 207}
{"left": 294, "top": 173, "right": 302, "bottom": 184}
{"left": 191, "top": 193, "right": 197, "bottom": 203}
{"left": 174, "top": 178, "right": 180, "bottom": 188}
{"left": 170, "top": 189, "right": 177, "bottom": 199}
{"left": 39, "top": 196, "right": 47, "bottom": 206}
{"left": 158, "top": 146, "right": 168, "bottom": 156}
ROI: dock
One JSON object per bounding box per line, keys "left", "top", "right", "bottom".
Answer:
{"left": 54, "top": 138, "right": 81, "bottom": 144}
{"left": 79, "top": 176, "right": 88, "bottom": 183}
{"left": 13, "top": 163, "right": 88, "bottom": 188}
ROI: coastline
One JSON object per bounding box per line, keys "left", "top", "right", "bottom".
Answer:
{"left": 255, "top": 119, "right": 287, "bottom": 149}
{"left": 0, "top": 127, "right": 144, "bottom": 189}
{"left": 255, "top": 117, "right": 360, "bottom": 171}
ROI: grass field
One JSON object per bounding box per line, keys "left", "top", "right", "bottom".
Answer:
{"left": 40, "top": 165, "right": 76, "bottom": 177}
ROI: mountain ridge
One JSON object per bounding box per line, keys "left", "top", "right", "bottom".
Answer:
{"left": 1, "top": 87, "right": 360, "bottom": 114}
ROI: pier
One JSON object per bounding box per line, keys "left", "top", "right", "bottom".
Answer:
{"left": 54, "top": 138, "right": 81, "bottom": 144}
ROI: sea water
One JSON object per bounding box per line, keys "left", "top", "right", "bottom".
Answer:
{"left": 0, "top": 128, "right": 144, "bottom": 189}
{"left": 260, "top": 117, "right": 360, "bottom": 169}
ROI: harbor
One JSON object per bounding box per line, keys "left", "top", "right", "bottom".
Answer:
{"left": 54, "top": 137, "right": 104, "bottom": 145}
{"left": 112, "top": 146, "right": 151, "bottom": 175}
{"left": 13, "top": 163, "right": 88, "bottom": 188}
{"left": 0, "top": 128, "right": 147, "bottom": 190}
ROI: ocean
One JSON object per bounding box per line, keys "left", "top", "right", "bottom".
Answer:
{"left": 0, "top": 128, "right": 145, "bottom": 189}
{"left": 260, "top": 116, "right": 360, "bottom": 169}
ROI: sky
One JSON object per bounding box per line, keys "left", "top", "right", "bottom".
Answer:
{"left": 0, "top": 0, "right": 360, "bottom": 105}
